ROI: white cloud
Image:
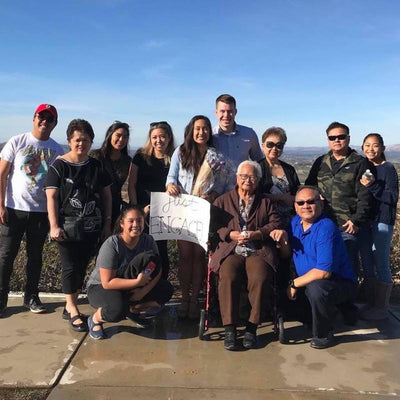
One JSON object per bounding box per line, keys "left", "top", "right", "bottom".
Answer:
{"left": 143, "top": 39, "right": 165, "bottom": 49}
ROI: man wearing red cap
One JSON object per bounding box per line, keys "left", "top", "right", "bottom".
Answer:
{"left": 0, "top": 104, "right": 64, "bottom": 316}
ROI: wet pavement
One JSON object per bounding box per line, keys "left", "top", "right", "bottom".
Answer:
{"left": 1, "top": 296, "right": 400, "bottom": 399}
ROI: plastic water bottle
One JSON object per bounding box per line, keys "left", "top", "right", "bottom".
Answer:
{"left": 364, "top": 169, "right": 373, "bottom": 179}
{"left": 240, "top": 225, "right": 248, "bottom": 257}
{"left": 363, "top": 169, "right": 374, "bottom": 183}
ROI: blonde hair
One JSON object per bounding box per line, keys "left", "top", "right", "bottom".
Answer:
{"left": 140, "top": 122, "right": 175, "bottom": 166}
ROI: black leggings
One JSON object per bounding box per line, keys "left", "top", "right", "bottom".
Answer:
{"left": 87, "top": 279, "right": 173, "bottom": 322}
{"left": 57, "top": 234, "right": 99, "bottom": 294}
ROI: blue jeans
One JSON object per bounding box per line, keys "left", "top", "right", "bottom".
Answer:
{"left": 0, "top": 208, "right": 49, "bottom": 299}
{"left": 341, "top": 231, "right": 359, "bottom": 276}
{"left": 359, "top": 222, "right": 393, "bottom": 283}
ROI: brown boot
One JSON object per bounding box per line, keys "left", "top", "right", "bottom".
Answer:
{"left": 362, "top": 281, "right": 392, "bottom": 321}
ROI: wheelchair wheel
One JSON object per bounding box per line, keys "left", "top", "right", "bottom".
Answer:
{"left": 278, "top": 315, "right": 286, "bottom": 344}
{"left": 198, "top": 309, "right": 207, "bottom": 340}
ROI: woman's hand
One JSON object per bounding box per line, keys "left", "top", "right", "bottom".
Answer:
{"left": 136, "top": 272, "right": 151, "bottom": 287}
{"left": 50, "top": 226, "right": 65, "bottom": 241}
{"left": 166, "top": 183, "right": 181, "bottom": 196}
{"left": 230, "top": 230, "right": 244, "bottom": 243}
{"left": 360, "top": 175, "right": 374, "bottom": 187}
{"left": 143, "top": 205, "right": 150, "bottom": 215}
{"left": 230, "top": 230, "right": 251, "bottom": 244}
{"left": 230, "top": 230, "right": 261, "bottom": 244}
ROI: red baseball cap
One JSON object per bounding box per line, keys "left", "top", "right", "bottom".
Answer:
{"left": 34, "top": 104, "right": 58, "bottom": 121}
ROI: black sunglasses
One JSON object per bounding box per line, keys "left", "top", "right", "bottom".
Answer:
{"left": 36, "top": 113, "right": 55, "bottom": 124}
{"left": 265, "top": 141, "right": 284, "bottom": 150}
{"left": 150, "top": 121, "right": 169, "bottom": 127}
{"left": 295, "top": 198, "right": 320, "bottom": 206}
{"left": 328, "top": 134, "right": 348, "bottom": 141}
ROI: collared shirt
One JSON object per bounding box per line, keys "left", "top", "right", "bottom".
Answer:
{"left": 212, "top": 123, "right": 264, "bottom": 170}
{"left": 288, "top": 214, "right": 356, "bottom": 282}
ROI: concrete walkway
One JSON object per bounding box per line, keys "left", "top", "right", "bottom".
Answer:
{"left": 1, "top": 296, "right": 400, "bottom": 399}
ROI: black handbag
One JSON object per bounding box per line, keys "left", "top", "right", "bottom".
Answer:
{"left": 60, "top": 216, "right": 85, "bottom": 241}
{"left": 59, "top": 159, "right": 103, "bottom": 241}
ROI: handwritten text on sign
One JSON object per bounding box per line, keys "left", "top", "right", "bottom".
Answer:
{"left": 150, "top": 192, "right": 210, "bottom": 250}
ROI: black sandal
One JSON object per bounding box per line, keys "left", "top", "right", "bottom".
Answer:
{"left": 69, "top": 314, "right": 88, "bottom": 332}
{"left": 62, "top": 308, "right": 70, "bottom": 320}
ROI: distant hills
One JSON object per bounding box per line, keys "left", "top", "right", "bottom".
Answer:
{"left": 283, "top": 145, "right": 400, "bottom": 162}
{"left": 2, "top": 143, "right": 400, "bottom": 162}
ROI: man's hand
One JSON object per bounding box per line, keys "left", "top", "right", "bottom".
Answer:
{"left": 270, "top": 229, "right": 288, "bottom": 248}
{"left": 342, "top": 220, "right": 358, "bottom": 234}
{"left": 286, "top": 285, "right": 297, "bottom": 300}
{"left": 0, "top": 206, "right": 8, "bottom": 226}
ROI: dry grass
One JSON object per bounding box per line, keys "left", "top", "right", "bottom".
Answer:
{"left": 390, "top": 207, "right": 400, "bottom": 303}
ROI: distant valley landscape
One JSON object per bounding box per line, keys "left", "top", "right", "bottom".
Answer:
{"left": 1, "top": 142, "right": 400, "bottom": 184}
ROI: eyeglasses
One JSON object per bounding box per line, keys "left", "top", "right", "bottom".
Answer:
{"left": 150, "top": 121, "right": 169, "bottom": 127}
{"left": 264, "top": 141, "right": 284, "bottom": 150}
{"left": 238, "top": 174, "right": 257, "bottom": 182}
{"left": 36, "top": 113, "right": 55, "bottom": 123}
{"left": 295, "top": 198, "right": 320, "bottom": 206}
{"left": 328, "top": 134, "right": 348, "bottom": 141}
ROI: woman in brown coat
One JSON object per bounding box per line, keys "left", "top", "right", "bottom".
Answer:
{"left": 211, "top": 160, "right": 281, "bottom": 350}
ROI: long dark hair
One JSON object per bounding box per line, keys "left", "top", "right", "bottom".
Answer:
{"left": 114, "top": 205, "right": 145, "bottom": 234}
{"left": 99, "top": 121, "right": 130, "bottom": 159}
{"left": 180, "top": 115, "right": 213, "bottom": 174}
{"left": 362, "top": 133, "right": 386, "bottom": 161}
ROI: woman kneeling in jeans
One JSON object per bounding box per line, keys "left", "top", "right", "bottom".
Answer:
{"left": 86, "top": 206, "right": 173, "bottom": 339}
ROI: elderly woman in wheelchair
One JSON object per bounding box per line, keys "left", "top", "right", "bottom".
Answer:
{"left": 210, "top": 160, "right": 281, "bottom": 350}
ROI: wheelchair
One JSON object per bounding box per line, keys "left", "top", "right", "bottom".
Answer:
{"left": 198, "top": 247, "right": 286, "bottom": 344}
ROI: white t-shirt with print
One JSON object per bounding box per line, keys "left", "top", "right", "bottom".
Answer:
{"left": 0, "top": 132, "right": 64, "bottom": 212}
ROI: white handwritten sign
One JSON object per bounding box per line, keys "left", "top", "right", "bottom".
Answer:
{"left": 149, "top": 192, "right": 210, "bottom": 250}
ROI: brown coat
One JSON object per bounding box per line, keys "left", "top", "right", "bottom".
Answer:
{"left": 210, "top": 188, "right": 281, "bottom": 273}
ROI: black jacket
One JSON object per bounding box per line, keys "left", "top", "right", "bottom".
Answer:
{"left": 258, "top": 159, "right": 300, "bottom": 195}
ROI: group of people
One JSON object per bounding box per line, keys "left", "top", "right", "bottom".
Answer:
{"left": 0, "top": 94, "right": 398, "bottom": 352}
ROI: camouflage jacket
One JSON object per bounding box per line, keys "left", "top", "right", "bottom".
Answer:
{"left": 305, "top": 148, "right": 373, "bottom": 230}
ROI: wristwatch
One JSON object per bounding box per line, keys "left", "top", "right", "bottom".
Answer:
{"left": 288, "top": 279, "right": 298, "bottom": 289}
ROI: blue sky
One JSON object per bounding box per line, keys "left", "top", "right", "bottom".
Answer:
{"left": 0, "top": 0, "right": 399, "bottom": 147}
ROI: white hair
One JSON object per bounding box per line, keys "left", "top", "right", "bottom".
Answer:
{"left": 236, "top": 160, "right": 262, "bottom": 179}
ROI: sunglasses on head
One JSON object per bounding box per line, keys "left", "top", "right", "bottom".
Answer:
{"left": 328, "top": 134, "right": 348, "bottom": 141}
{"left": 265, "top": 141, "right": 284, "bottom": 150}
{"left": 295, "top": 198, "right": 320, "bottom": 206}
{"left": 36, "top": 113, "right": 55, "bottom": 123}
{"left": 150, "top": 121, "right": 169, "bottom": 127}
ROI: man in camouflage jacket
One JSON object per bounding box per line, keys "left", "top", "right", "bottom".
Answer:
{"left": 305, "top": 121, "right": 373, "bottom": 274}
